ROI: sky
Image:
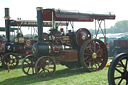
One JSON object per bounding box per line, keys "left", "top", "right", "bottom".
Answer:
{"left": 0, "top": 0, "right": 128, "bottom": 35}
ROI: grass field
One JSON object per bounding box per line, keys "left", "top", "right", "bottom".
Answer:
{"left": 0, "top": 58, "right": 113, "bottom": 85}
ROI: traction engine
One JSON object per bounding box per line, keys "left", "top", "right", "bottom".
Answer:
{"left": 0, "top": 8, "right": 38, "bottom": 69}
{"left": 20, "top": 7, "right": 115, "bottom": 78}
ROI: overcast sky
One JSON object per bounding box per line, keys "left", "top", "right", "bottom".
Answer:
{"left": 0, "top": 0, "right": 128, "bottom": 34}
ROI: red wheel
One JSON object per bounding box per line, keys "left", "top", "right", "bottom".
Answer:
{"left": 76, "top": 28, "right": 91, "bottom": 46}
{"left": 2, "top": 53, "right": 19, "bottom": 69}
{"left": 22, "top": 55, "right": 36, "bottom": 75}
{"left": 80, "top": 39, "right": 108, "bottom": 72}
{"left": 108, "top": 53, "right": 128, "bottom": 85}
{"left": 35, "top": 56, "right": 56, "bottom": 78}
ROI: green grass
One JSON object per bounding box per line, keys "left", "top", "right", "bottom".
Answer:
{"left": 0, "top": 58, "right": 113, "bottom": 85}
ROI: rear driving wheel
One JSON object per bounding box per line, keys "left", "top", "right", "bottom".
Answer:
{"left": 80, "top": 39, "right": 108, "bottom": 72}
{"left": 35, "top": 56, "right": 56, "bottom": 78}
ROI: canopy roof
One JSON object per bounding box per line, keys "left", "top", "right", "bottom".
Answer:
{"left": 43, "top": 9, "right": 115, "bottom": 22}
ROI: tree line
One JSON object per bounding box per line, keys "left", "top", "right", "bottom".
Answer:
{"left": 89, "top": 20, "right": 128, "bottom": 35}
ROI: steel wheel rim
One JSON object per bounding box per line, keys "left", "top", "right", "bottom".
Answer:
{"left": 22, "top": 55, "right": 35, "bottom": 75}
{"left": 2, "top": 53, "right": 19, "bottom": 69}
{"left": 35, "top": 56, "right": 56, "bottom": 78}
{"left": 81, "top": 39, "right": 108, "bottom": 72}
{"left": 113, "top": 55, "right": 128, "bottom": 85}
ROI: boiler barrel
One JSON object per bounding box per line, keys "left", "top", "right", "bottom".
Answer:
{"left": 32, "top": 42, "right": 49, "bottom": 57}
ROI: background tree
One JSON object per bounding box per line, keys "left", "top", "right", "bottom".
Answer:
{"left": 89, "top": 20, "right": 128, "bottom": 35}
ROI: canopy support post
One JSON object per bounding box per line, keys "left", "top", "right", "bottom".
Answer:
{"left": 95, "top": 19, "right": 106, "bottom": 44}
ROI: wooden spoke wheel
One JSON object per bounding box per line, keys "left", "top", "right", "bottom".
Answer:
{"left": 22, "top": 55, "right": 36, "bottom": 75}
{"left": 35, "top": 56, "right": 56, "bottom": 78}
{"left": 2, "top": 53, "right": 19, "bottom": 69}
{"left": 108, "top": 53, "right": 128, "bottom": 85}
{"left": 76, "top": 28, "right": 91, "bottom": 46}
{"left": 79, "top": 39, "right": 108, "bottom": 72}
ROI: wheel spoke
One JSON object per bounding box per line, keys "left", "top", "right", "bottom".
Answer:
{"left": 88, "top": 45, "right": 94, "bottom": 53}
{"left": 120, "top": 60, "right": 126, "bottom": 69}
{"left": 114, "top": 76, "right": 122, "bottom": 79}
{"left": 96, "top": 48, "right": 100, "bottom": 54}
{"left": 115, "top": 67, "right": 123, "bottom": 74}
{"left": 94, "top": 59, "right": 100, "bottom": 67}
{"left": 32, "top": 66, "right": 34, "bottom": 74}
{"left": 85, "top": 57, "right": 92, "bottom": 64}
{"left": 84, "top": 56, "right": 89, "bottom": 60}
{"left": 40, "top": 59, "right": 45, "bottom": 66}
{"left": 125, "top": 59, "right": 128, "bottom": 70}
{"left": 118, "top": 78, "right": 123, "bottom": 85}
{"left": 43, "top": 70, "right": 45, "bottom": 78}
{"left": 24, "top": 60, "right": 29, "bottom": 65}
{"left": 48, "top": 61, "right": 52, "bottom": 66}
{"left": 93, "top": 41, "right": 96, "bottom": 53}
{"left": 38, "top": 69, "right": 44, "bottom": 74}
{"left": 93, "top": 60, "right": 98, "bottom": 70}
{"left": 27, "top": 66, "right": 30, "bottom": 73}
{"left": 47, "top": 70, "right": 51, "bottom": 75}
{"left": 126, "top": 80, "right": 128, "bottom": 85}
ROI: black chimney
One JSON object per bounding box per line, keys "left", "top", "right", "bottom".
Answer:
{"left": 37, "top": 7, "right": 43, "bottom": 43}
{"left": 4, "top": 8, "right": 10, "bottom": 42}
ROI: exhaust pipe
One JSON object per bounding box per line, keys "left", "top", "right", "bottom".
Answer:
{"left": 37, "top": 7, "right": 43, "bottom": 43}
{"left": 4, "top": 8, "right": 10, "bottom": 43}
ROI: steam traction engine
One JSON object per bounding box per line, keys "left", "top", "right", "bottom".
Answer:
{"left": 1, "top": 8, "right": 67, "bottom": 69}
{"left": 0, "top": 27, "right": 17, "bottom": 66}
{"left": 22, "top": 7, "right": 115, "bottom": 78}
{"left": 1, "top": 8, "right": 40, "bottom": 69}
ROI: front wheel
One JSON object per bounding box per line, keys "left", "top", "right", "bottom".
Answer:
{"left": 22, "top": 55, "right": 36, "bottom": 75}
{"left": 2, "top": 53, "right": 19, "bottom": 69}
{"left": 108, "top": 53, "right": 128, "bottom": 85}
{"left": 35, "top": 56, "right": 56, "bottom": 78}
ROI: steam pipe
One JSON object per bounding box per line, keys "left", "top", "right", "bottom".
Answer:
{"left": 4, "top": 8, "right": 10, "bottom": 42}
{"left": 37, "top": 7, "right": 43, "bottom": 43}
